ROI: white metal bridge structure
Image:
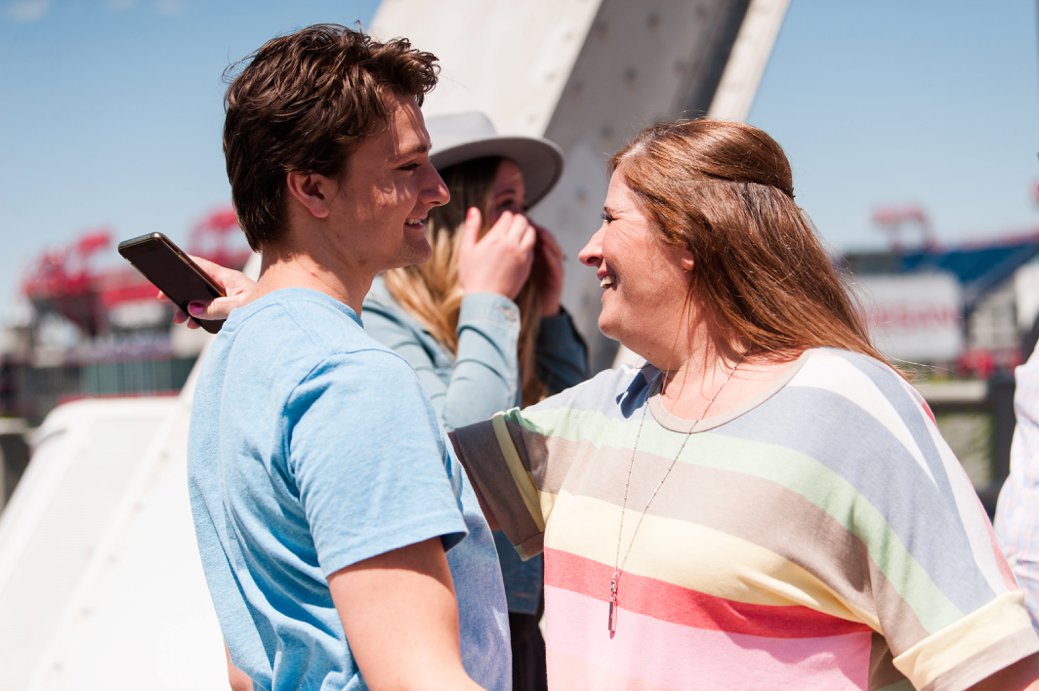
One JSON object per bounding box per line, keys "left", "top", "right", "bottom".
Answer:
{"left": 0, "top": 1, "right": 788, "bottom": 688}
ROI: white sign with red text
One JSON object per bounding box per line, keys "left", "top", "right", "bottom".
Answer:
{"left": 849, "top": 272, "right": 963, "bottom": 363}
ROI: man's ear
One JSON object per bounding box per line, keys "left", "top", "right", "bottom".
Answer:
{"left": 285, "top": 171, "right": 333, "bottom": 219}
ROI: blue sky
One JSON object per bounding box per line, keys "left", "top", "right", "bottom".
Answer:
{"left": 750, "top": 1, "right": 1039, "bottom": 259}
{"left": 1, "top": 1, "right": 1037, "bottom": 320}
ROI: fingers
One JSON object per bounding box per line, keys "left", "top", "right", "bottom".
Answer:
{"left": 457, "top": 210, "right": 536, "bottom": 299}
{"left": 495, "top": 211, "right": 536, "bottom": 254}
{"left": 461, "top": 207, "right": 482, "bottom": 252}
{"left": 189, "top": 254, "right": 221, "bottom": 273}
{"left": 188, "top": 294, "right": 242, "bottom": 321}
{"left": 173, "top": 309, "right": 196, "bottom": 329}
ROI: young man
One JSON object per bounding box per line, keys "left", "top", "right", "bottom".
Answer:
{"left": 187, "top": 24, "right": 510, "bottom": 690}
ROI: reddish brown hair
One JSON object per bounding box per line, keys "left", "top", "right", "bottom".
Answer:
{"left": 223, "top": 24, "right": 439, "bottom": 250}
{"left": 612, "top": 118, "right": 887, "bottom": 364}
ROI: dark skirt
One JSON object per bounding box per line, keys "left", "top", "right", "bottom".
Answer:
{"left": 509, "top": 607, "right": 547, "bottom": 691}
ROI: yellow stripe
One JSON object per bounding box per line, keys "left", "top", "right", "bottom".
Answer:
{"left": 492, "top": 412, "right": 545, "bottom": 531}
{"left": 547, "top": 492, "right": 877, "bottom": 627}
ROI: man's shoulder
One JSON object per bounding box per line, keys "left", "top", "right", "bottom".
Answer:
{"left": 220, "top": 288, "right": 417, "bottom": 383}
{"left": 237, "top": 289, "right": 385, "bottom": 352}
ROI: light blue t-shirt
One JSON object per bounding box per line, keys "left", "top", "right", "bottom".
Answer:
{"left": 187, "top": 288, "right": 510, "bottom": 690}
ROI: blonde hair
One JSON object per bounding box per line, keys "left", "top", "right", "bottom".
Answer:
{"left": 382, "top": 157, "right": 547, "bottom": 405}
{"left": 612, "top": 118, "right": 889, "bottom": 366}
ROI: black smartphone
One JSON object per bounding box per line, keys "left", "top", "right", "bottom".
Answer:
{"left": 117, "top": 232, "right": 226, "bottom": 334}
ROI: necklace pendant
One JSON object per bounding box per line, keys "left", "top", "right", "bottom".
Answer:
{"left": 608, "top": 572, "right": 619, "bottom": 633}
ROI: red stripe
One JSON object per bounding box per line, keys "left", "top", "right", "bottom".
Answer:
{"left": 545, "top": 548, "right": 872, "bottom": 639}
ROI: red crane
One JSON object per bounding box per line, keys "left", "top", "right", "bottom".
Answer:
{"left": 20, "top": 206, "right": 252, "bottom": 336}
{"left": 872, "top": 204, "right": 938, "bottom": 253}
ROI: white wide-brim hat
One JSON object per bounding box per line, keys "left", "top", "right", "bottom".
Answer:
{"left": 426, "top": 111, "right": 564, "bottom": 209}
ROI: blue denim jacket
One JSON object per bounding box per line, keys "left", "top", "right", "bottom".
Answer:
{"left": 363, "top": 276, "right": 589, "bottom": 613}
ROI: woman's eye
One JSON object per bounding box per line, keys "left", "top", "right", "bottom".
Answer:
{"left": 600, "top": 211, "right": 614, "bottom": 223}
{"left": 497, "top": 198, "right": 521, "bottom": 214}
{"left": 399, "top": 162, "right": 420, "bottom": 172}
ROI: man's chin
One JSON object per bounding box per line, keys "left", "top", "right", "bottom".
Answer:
{"left": 387, "top": 242, "right": 432, "bottom": 270}
{"left": 410, "top": 242, "right": 433, "bottom": 265}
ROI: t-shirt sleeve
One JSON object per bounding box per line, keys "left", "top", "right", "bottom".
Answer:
{"left": 813, "top": 356, "right": 1039, "bottom": 688}
{"left": 285, "top": 349, "right": 469, "bottom": 577}
{"left": 453, "top": 408, "right": 548, "bottom": 560}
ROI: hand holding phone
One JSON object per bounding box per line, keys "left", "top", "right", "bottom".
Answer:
{"left": 117, "top": 232, "right": 226, "bottom": 334}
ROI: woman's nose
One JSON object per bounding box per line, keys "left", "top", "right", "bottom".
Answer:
{"left": 578, "top": 226, "right": 604, "bottom": 266}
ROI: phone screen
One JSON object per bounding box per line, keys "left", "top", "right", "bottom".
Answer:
{"left": 117, "top": 232, "right": 226, "bottom": 334}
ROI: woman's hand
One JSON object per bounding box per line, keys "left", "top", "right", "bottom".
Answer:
{"left": 168, "top": 255, "right": 257, "bottom": 329}
{"left": 532, "top": 224, "right": 565, "bottom": 316}
{"left": 457, "top": 207, "right": 536, "bottom": 300}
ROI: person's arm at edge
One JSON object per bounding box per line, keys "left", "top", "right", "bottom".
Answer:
{"left": 327, "top": 537, "right": 483, "bottom": 690}
{"left": 224, "top": 642, "right": 253, "bottom": 691}
{"left": 968, "top": 651, "right": 1039, "bottom": 690}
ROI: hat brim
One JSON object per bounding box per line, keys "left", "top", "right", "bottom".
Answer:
{"left": 430, "top": 135, "right": 564, "bottom": 209}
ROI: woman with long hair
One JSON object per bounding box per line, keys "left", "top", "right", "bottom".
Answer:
{"left": 451, "top": 118, "right": 1039, "bottom": 690}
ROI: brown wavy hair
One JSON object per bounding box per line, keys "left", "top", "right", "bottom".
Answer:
{"left": 612, "top": 118, "right": 888, "bottom": 365}
{"left": 382, "top": 157, "right": 547, "bottom": 405}
{"left": 222, "top": 24, "right": 439, "bottom": 250}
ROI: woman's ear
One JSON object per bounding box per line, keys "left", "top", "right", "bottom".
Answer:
{"left": 680, "top": 253, "right": 695, "bottom": 273}
{"left": 285, "top": 171, "right": 333, "bottom": 219}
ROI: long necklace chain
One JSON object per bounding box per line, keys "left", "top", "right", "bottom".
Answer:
{"left": 608, "top": 357, "right": 744, "bottom": 634}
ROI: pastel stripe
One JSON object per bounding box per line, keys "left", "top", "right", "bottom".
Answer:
{"left": 546, "top": 548, "right": 872, "bottom": 637}
{"left": 542, "top": 491, "right": 881, "bottom": 625}
{"left": 544, "top": 583, "right": 873, "bottom": 691}
{"left": 789, "top": 351, "right": 939, "bottom": 484}
{"left": 491, "top": 412, "right": 543, "bottom": 531}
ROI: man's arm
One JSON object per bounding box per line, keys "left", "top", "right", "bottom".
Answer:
{"left": 224, "top": 643, "right": 253, "bottom": 691}
{"left": 328, "top": 537, "right": 483, "bottom": 690}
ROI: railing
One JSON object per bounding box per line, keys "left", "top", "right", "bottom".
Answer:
{"left": 916, "top": 372, "right": 1016, "bottom": 518}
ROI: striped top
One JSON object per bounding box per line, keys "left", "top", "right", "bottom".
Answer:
{"left": 453, "top": 348, "right": 1039, "bottom": 690}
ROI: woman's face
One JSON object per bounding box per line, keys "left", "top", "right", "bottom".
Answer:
{"left": 578, "top": 168, "right": 694, "bottom": 361}
{"left": 486, "top": 159, "right": 526, "bottom": 222}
